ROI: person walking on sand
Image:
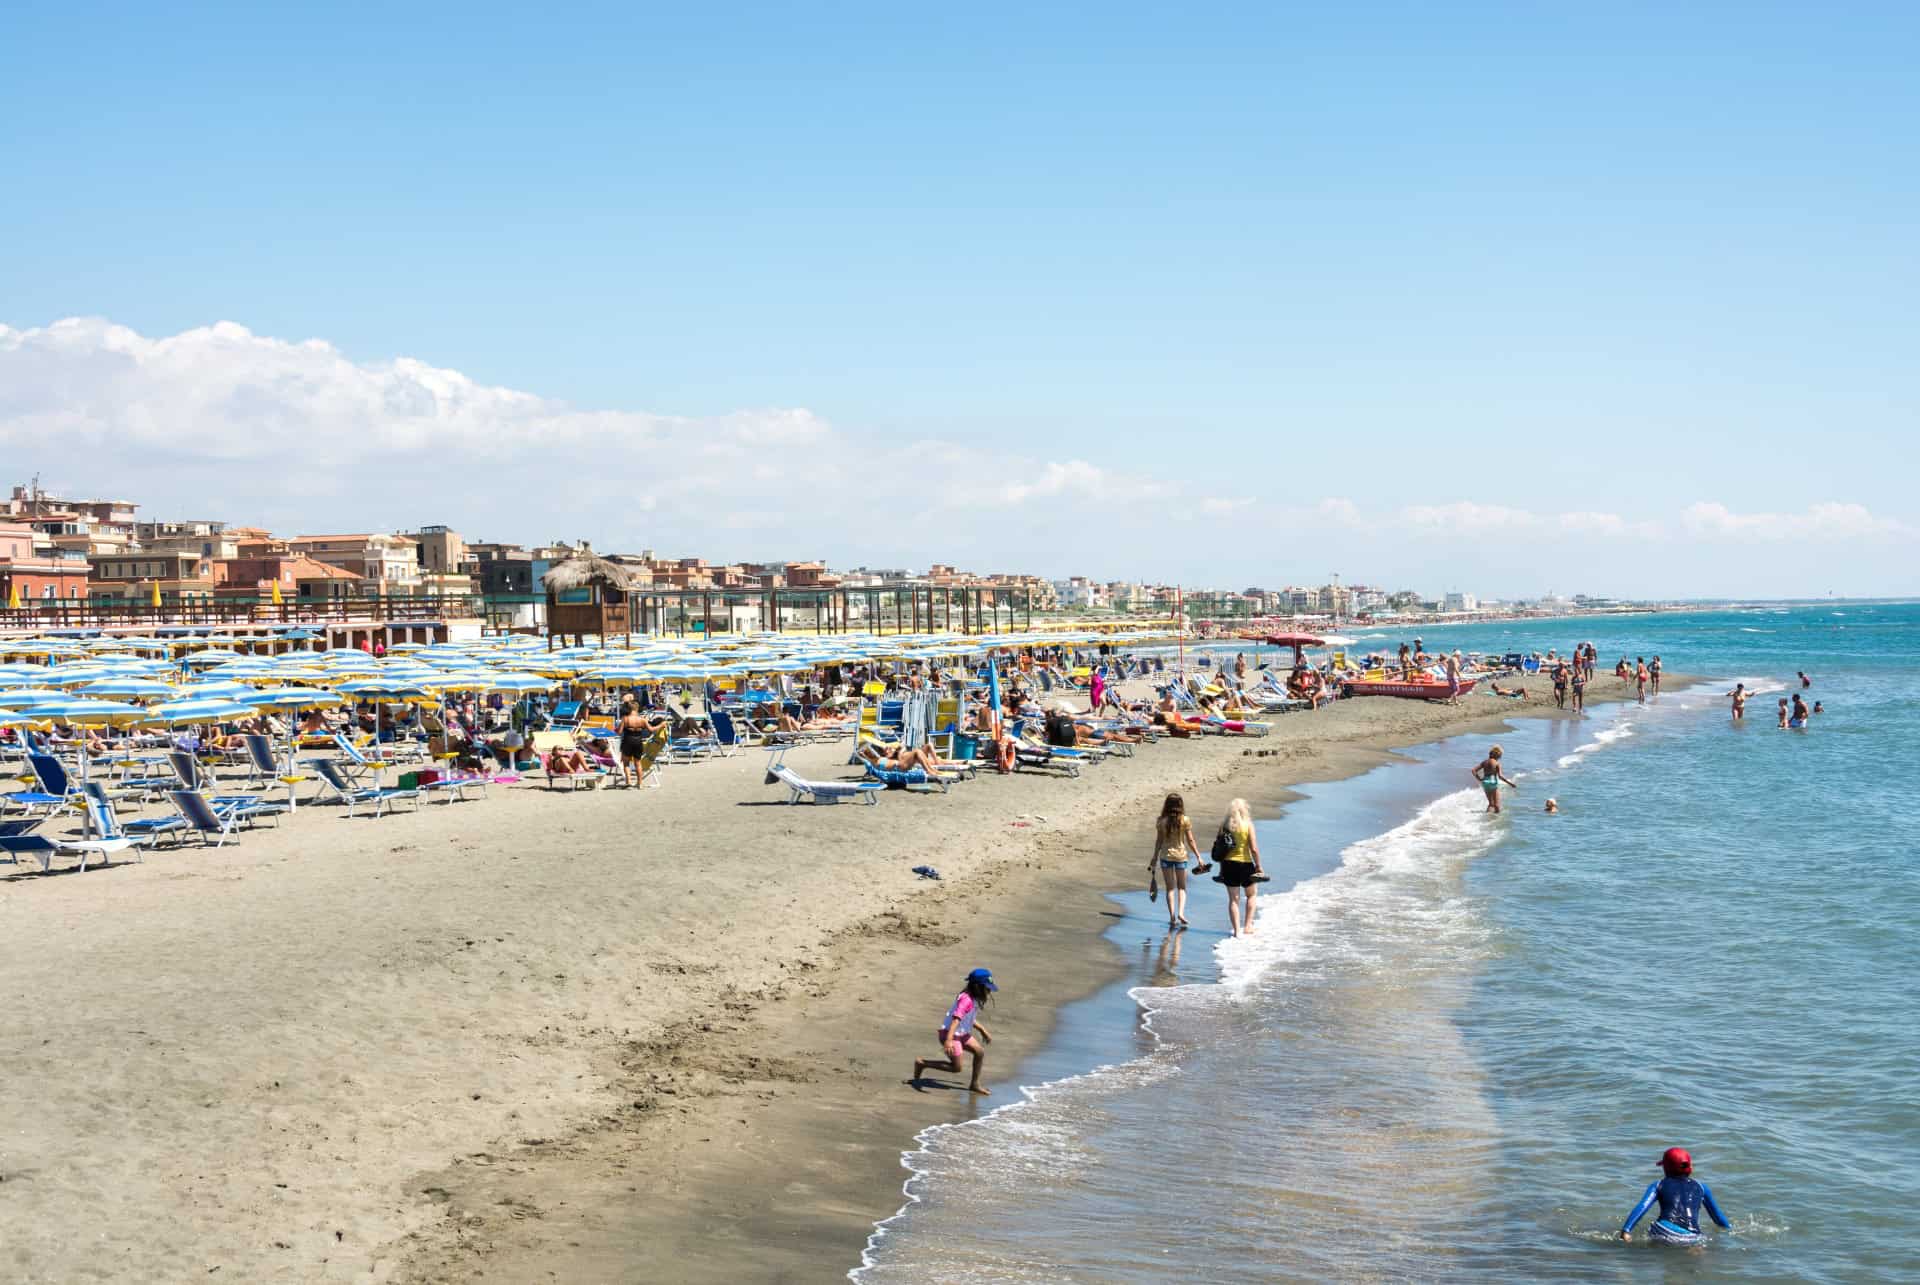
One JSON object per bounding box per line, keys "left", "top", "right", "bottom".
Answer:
{"left": 1445, "top": 653, "right": 1462, "bottom": 704}
{"left": 1570, "top": 660, "right": 1587, "bottom": 715}
{"left": 1149, "top": 792, "right": 1206, "bottom": 930}
{"left": 1472, "top": 746, "right": 1517, "bottom": 814}
{"left": 912, "top": 968, "right": 996, "bottom": 1095}
{"left": 1213, "top": 798, "right": 1266, "bottom": 937}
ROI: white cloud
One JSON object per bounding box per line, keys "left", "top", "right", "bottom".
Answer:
{"left": 1199, "top": 496, "right": 1253, "bottom": 516}
{"left": 1399, "top": 501, "right": 1539, "bottom": 532}
{"left": 1558, "top": 511, "right": 1665, "bottom": 539}
{"left": 1680, "top": 501, "right": 1913, "bottom": 541}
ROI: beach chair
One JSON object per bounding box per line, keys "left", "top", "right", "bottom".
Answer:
{"left": 329, "top": 733, "right": 394, "bottom": 784}
{"left": 707, "top": 709, "right": 746, "bottom": 758}
{"left": 166, "top": 789, "right": 279, "bottom": 847}
{"left": 765, "top": 761, "right": 885, "bottom": 805}
{"left": 80, "top": 781, "right": 187, "bottom": 848}
{"left": 529, "top": 730, "right": 607, "bottom": 790}
{"left": 861, "top": 760, "right": 954, "bottom": 793}
{"left": 310, "top": 758, "right": 422, "bottom": 817}
{"left": 170, "top": 750, "right": 288, "bottom": 816}
{"left": 0, "top": 812, "right": 135, "bottom": 872}
{"left": 549, "top": 700, "right": 585, "bottom": 730}
{"left": 665, "top": 722, "right": 719, "bottom": 763}
{"left": 5, "top": 752, "right": 77, "bottom": 817}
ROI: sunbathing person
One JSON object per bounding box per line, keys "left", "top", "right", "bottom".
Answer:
{"left": 858, "top": 742, "right": 944, "bottom": 774}
{"left": 546, "top": 744, "right": 593, "bottom": 776}
{"left": 1154, "top": 693, "right": 1203, "bottom": 736}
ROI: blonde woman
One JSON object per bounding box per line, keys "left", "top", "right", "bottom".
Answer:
{"left": 1148, "top": 793, "right": 1206, "bottom": 930}
{"left": 1215, "top": 797, "right": 1266, "bottom": 937}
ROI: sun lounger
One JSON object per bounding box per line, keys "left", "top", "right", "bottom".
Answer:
{"left": 0, "top": 819, "right": 135, "bottom": 872}
{"left": 529, "top": 730, "right": 608, "bottom": 790}
{"left": 167, "top": 788, "right": 284, "bottom": 846}
{"left": 5, "top": 752, "right": 75, "bottom": 817}
{"left": 311, "top": 758, "right": 422, "bottom": 818}
{"left": 170, "top": 750, "right": 290, "bottom": 816}
{"left": 861, "top": 761, "right": 955, "bottom": 792}
{"left": 766, "top": 763, "right": 885, "bottom": 805}
{"left": 79, "top": 781, "right": 186, "bottom": 847}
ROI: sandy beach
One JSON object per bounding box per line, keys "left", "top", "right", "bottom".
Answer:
{"left": 0, "top": 673, "right": 1655, "bottom": 1282}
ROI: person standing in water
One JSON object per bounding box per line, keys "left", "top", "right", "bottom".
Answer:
{"left": 1214, "top": 798, "right": 1265, "bottom": 938}
{"left": 1620, "top": 1147, "right": 1731, "bottom": 1245}
{"left": 1789, "top": 692, "right": 1810, "bottom": 729}
{"left": 1726, "top": 683, "right": 1749, "bottom": 721}
{"left": 1148, "top": 792, "right": 1204, "bottom": 930}
{"left": 1634, "top": 658, "right": 1649, "bottom": 704}
{"left": 1776, "top": 697, "right": 1790, "bottom": 729}
{"left": 1649, "top": 655, "right": 1662, "bottom": 695}
{"left": 912, "top": 968, "right": 996, "bottom": 1095}
{"left": 1472, "top": 746, "right": 1517, "bottom": 814}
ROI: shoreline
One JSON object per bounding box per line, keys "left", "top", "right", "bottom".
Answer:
{"left": 394, "top": 673, "right": 1679, "bottom": 1283}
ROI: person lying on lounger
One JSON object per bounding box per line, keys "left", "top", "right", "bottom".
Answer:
{"left": 1153, "top": 693, "right": 1202, "bottom": 736}
{"left": 858, "top": 742, "right": 945, "bottom": 774}
{"left": 546, "top": 744, "right": 593, "bottom": 776}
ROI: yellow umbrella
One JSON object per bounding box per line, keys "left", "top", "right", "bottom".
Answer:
{"left": 149, "top": 580, "right": 162, "bottom": 608}
{"left": 271, "top": 580, "right": 284, "bottom": 605}
{"left": 6, "top": 582, "right": 19, "bottom": 610}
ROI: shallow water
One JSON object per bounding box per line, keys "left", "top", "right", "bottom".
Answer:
{"left": 855, "top": 604, "right": 1920, "bottom": 1282}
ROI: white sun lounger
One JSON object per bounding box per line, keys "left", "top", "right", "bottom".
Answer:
{"left": 766, "top": 763, "right": 885, "bottom": 805}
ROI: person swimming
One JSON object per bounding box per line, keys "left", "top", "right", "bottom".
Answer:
{"left": 1621, "top": 1147, "right": 1731, "bottom": 1245}
{"left": 1544, "top": 798, "right": 1559, "bottom": 814}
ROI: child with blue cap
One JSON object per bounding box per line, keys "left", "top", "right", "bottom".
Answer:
{"left": 911, "top": 968, "right": 997, "bottom": 1095}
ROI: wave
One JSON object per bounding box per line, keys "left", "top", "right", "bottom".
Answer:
{"left": 1739, "top": 627, "right": 1773, "bottom": 633}
{"left": 852, "top": 1052, "right": 1179, "bottom": 1280}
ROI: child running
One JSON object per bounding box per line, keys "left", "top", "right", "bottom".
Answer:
{"left": 911, "top": 968, "right": 996, "bottom": 1095}
{"left": 1620, "top": 1147, "right": 1731, "bottom": 1245}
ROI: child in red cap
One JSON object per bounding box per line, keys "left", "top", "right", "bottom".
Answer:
{"left": 1620, "top": 1147, "right": 1731, "bottom": 1244}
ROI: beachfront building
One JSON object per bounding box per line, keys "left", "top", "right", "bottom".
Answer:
{"left": 87, "top": 550, "right": 217, "bottom": 604}
{"left": 134, "top": 520, "right": 245, "bottom": 560}
{"left": 3, "top": 483, "right": 139, "bottom": 541}
{"left": 289, "top": 533, "right": 424, "bottom": 596}
{"left": 1442, "top": 591, "right": 1480, "bottom": 613}
{"left": 0, "top": 521, "right": 90, "bottom": 602}
{"left": 1052, "top": 577, "right": 1109, "bottom": 610}
{"left": 213, "top": 548, "right": 366, "bottom": 605}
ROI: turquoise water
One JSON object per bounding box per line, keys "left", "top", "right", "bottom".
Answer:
{"left": 855, "top": 604, "right": 1920, "bottom": 1282}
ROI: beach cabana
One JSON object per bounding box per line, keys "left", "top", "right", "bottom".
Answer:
{"left": 541, "top": 548, "right": 641, "bottom": 649}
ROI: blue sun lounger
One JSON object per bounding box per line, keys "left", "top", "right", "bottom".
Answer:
{"left": 312, "top": 758, "right": 421, "bottom": 818}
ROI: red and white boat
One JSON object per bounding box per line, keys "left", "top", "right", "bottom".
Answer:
{"left": 1341, "top": 674, "right": 1477, "bottom": 700}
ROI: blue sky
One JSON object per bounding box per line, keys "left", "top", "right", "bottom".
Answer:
{"left": 3, "top": 3, "right": 1917, "bottom": 597}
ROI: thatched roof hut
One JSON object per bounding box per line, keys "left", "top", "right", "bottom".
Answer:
{"left": 541, "top": 545, "right": 644, "bottom": 593}
{"left": 542, "top": 545, "right": 639, "bottom": 646}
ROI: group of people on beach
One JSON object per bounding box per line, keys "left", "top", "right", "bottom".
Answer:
{"left": 1727, "top": 669, "right": 1821, "bottom": 729}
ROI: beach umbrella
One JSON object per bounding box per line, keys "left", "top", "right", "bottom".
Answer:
{"left": 75, "top": 678, "right": 185, "bottom": 701}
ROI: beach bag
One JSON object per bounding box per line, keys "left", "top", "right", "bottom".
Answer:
{"left": 1210, "top": 822, "right": 1232, "bottom": 863}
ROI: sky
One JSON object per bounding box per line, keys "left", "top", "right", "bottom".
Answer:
{"left": 3, "top": 2, "right": 1917, "bottom": 599}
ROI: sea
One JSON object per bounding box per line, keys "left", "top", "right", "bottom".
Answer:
{"left": 853, "top": 603, "right": 1919, "bottom": 1283}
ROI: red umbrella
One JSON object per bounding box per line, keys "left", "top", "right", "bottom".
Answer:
{"left": 1259, "top": 633, "right": 1325, "bottom": 649}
